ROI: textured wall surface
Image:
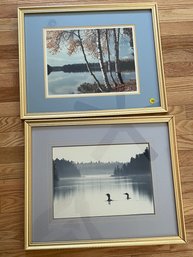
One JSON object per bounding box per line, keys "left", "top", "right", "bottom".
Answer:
{"left": 0, "top": 0, "right": 193, "bottom": 256}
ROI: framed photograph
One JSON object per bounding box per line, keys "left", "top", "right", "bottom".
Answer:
{"left": 25, "top": 116, "right": 186, "bottom": 250}
{"left": 18, "top": 3, "right": 167, "bottom": 119}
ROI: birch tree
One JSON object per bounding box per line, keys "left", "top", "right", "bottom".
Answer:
{"left": 83, "top": 29, "right": 112, "bottom": 91}
{"left": 96, "top": 29, "right": 112, "bottom": 91}
{"left": 113, "top": 28, "right": 124, "bottom": 84}
{"left": 105, "top": 29, "right": 118, "bottom": 87}
{"left": 46, "top": 30, "right": 103, "bottom": 92}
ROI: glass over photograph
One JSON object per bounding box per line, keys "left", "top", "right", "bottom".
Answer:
{"left": 53, "top": 143, "right": 155, "bottom": 219}
{"left": 45, "top": 25, "right": 139, "bottom": 97}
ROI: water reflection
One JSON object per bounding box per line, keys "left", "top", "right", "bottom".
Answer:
{"left": 54, "top": 174, "right": 155, "bottom": 219}
{"left": 48, "top": 71, "right": 136, "bottom": 95}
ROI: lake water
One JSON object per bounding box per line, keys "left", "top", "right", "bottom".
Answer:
{"left": 48, "top": 71, "right": 137, "bottom": 95}
{"left": 54, "top": 174, "right": 154, "bottom": 219}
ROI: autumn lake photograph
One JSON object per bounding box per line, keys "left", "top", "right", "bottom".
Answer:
{"left": 53, "top": 143, "right": 155, "bottom": 219}
{"left": 45, "top": 26, "right": 139, "bottom": 97}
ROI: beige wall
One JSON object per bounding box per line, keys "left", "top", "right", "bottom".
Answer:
{"left": 0, "top": 0, "right": 192, "bottom": 256}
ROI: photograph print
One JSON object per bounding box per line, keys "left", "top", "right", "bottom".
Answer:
{"left": 53, "top": 143, "right": 155, "bottom": 219}
{"left": 45, "top": 25, "right": 139, "bottom": 97}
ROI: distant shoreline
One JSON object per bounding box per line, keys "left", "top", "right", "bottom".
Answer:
{"left": 47, "top": 59, "right": 135, "bottom": 75}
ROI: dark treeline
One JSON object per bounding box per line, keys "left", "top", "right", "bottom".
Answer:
{"left": 77, "top": 161, "right": 123, "bottom": 169}
{"left": 114, "top": 148, "right": 151, "bottom": 177}
{"left": 53, "top": 158, "right": 81, "bottom": 181}
{"left": 47, "top": 60, "right": 135, "bottom": 75}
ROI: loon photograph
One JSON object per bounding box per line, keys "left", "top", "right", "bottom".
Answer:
{"left": 45, "top": 25, "right": 139, "bottom": 97}
{"left": 53, "top": 143, "right": 155, "bottom": 219}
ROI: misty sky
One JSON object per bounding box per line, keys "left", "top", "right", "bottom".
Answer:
{"left": 53, "top": 143, "right": 149, "bottom": 163}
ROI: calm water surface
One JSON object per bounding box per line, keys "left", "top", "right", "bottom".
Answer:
{"left": 48, "top": 71, "right": 136, "bottom": 95}
{"left": 54, "top": 174, "right": 154, "bottom": 219}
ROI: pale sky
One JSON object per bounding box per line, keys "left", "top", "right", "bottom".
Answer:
{"left": 53, "top": 143, "right": 148, "bottom": 163}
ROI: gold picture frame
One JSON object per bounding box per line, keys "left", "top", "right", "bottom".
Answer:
{"left": 25, "top": 116, "right": 186, "bottom": 250}
{"left": 18, "top": 3, "right": 167, "bottom": 119}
